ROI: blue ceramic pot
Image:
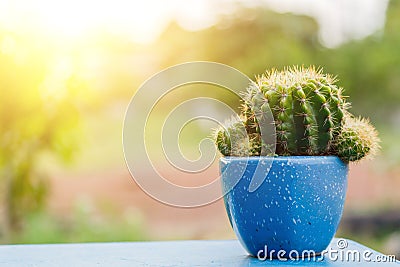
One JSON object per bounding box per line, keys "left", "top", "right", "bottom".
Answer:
{"left": 220, "top": 156, "right": 348, "bottom": 257}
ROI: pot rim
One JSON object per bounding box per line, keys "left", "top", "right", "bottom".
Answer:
{"left": 220, "top": 155, "right": 345, "bottom": 164}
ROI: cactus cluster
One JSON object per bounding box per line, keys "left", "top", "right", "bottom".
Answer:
{"left": 214, "top": 66, "right": 380, "bottom": 162}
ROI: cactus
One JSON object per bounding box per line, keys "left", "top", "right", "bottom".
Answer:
{"left": 214, "top": 119, "right": 264, "bottom": 157}
{"left": 334, "top": 115, "right": 380, "bottom": 162}
{"left": 244, "top": 66, "right": 348, "bottom": 155}
{"left": 214, "top": 66, "right": 379, "bottom": 162}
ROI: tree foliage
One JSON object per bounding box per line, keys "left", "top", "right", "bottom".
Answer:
{"left": 0, "top": 34, "right": 79, "bottom": 233}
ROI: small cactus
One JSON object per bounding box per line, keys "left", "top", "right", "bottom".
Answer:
{"left": 214, "top": 65, "right": 380, "bottom": 162}
{"left": 214, "top": 119, "right": 265, "bottom": 157}
{"left": 334, "top": 115, "right": 380, "bottom": 162}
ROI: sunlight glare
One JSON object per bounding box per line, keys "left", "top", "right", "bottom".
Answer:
{"left": 35, "top": 0, "right": 101, "bottom": 39}
{"left": 0, "top": 0, "right": 173, "bottom": 44}
{"left": 40, "top": 56, "right": 73, "bottom": 100}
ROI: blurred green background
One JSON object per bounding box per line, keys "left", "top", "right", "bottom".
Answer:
{"left": 0, "top": 0, "right": 399, "bottom": 258}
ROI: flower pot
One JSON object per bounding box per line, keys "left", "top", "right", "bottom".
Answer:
{"left": 220, "top": 156, "right": 348, "bottom": 258}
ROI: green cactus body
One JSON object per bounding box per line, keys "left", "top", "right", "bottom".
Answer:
{"left": 215, "top": 120, "right": 263, "bottom": 157}
{"left": 215, "top": 126, "right": 232, "bottom": 157}
{"left": 335, "top": 116, "right": 380, "bottom": 162}
{"left": 305, "top": 82, "right": 333, "bottom": 152}
{"left": 263, "top": 84, "right": 297, "bottom": 155}
{"left": 246, "top": 67, "right": 347, "bottom": 156}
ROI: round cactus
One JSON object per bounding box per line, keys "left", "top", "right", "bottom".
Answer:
{"left": 334, "top": 115, "right": 380, "bottom": 162}
{"left": 244, "top": 66, "right": 348, "bottom": 155}
{"left": 215, "top": 119, "right": 263, "bottom": 157}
